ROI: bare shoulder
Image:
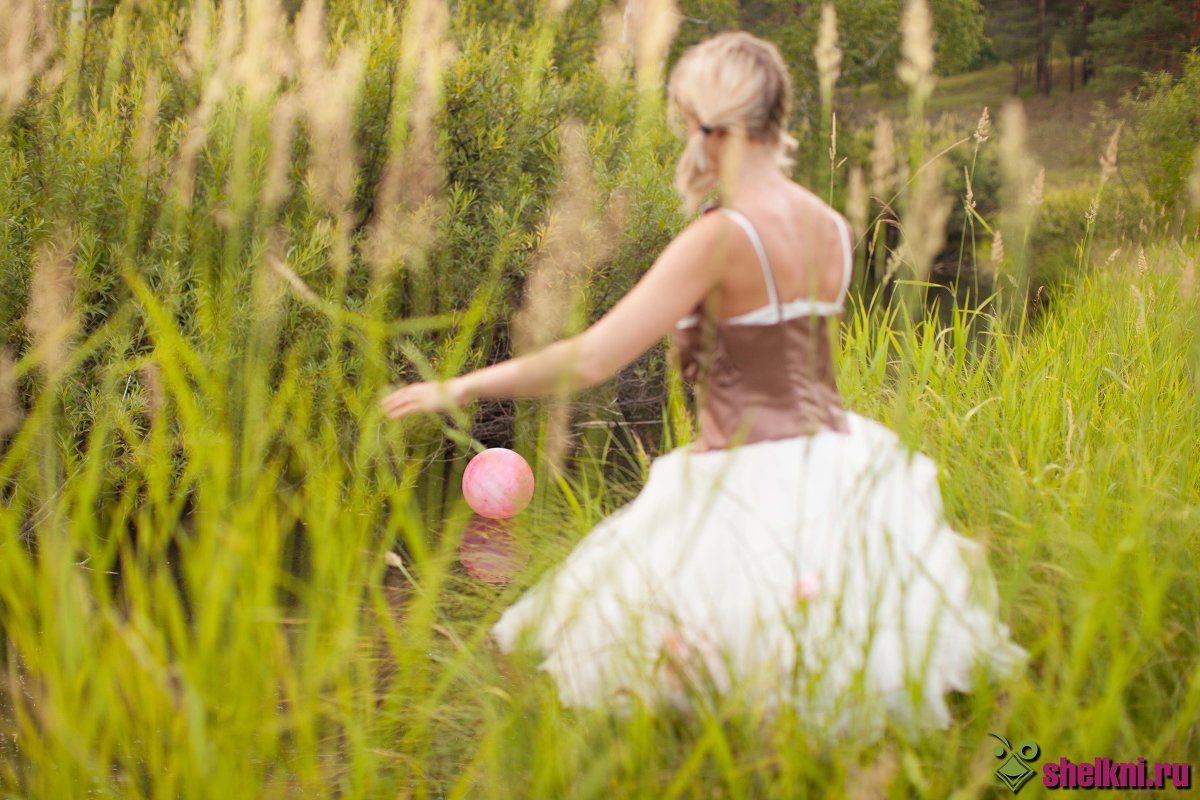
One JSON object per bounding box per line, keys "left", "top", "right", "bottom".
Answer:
{"left": 676, "top": 206, "right": 736, "bottom": 244}
{"left": 658, "top": 208, "right": 743, "bottom": 275}
{"left": 782, "top": 180, "right": 851, "bottom": 298}
{"left": 787, "top": 180, "right": 847, "bottom": 226}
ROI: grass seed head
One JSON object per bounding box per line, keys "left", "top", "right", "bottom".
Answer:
{"left": 24, "top": 230, "right": 78, "bottom": 378}
{"left": 0, "top": 349, "right": 18, "bottom": 438}
{"left": 0, "top": 0, "right": 56, "bottom": 122}
{"left": 847, "top": 165, "right": 867, "bottom": 241}
{"left": 597, "top": 5, "right": 628, "bottom": 82}
{"left": 1189, "top": 143, "right": 1200, "bottom": 213}
{"left": 973, "top": 106, "right": 990, "bottom": 144}
{"left": 896, "top": 0, "right": 935, "bottom": 104}
{"left": 631, "top": 0, "right": 680, "bottom": 92}
{"left": 905, "top": 159, "right": 951, "bottom": 280}
{"left": 870, "top": 115, "right": 896, "bottom": 201}
{"left": 1100, "top": 124, "right": 1122, "bottom": 182}
{"left": 814, "top": 3, "right": 842, "bottom": 107}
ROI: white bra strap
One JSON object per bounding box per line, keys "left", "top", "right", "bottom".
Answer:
{"left": 719, "top": 208, "right": 782, "bottom": 320}
{"left": 832, "top": 212, "right": 853, "bottom": 305}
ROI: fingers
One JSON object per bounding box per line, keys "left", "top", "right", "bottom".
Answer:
{"left": 381, "top": 385, "right": 416, "bottom": 419}
{"left": 380, "top": 380, "right": 459, "bottom": 420}
{"left": 380, "top": 382, "right": 442, "bottom": 419}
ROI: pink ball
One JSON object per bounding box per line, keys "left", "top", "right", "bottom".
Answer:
{"left": 462, "top": 447, "right": 534, "bottom": 519}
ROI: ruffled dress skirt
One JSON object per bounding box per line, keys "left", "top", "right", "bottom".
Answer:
{"left": 490, "top": 411, "right": 1028, "bottom": 742}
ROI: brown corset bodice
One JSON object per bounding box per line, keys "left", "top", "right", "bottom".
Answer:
{"left": 667, "top": 207, "right": 854, "bottom": 453}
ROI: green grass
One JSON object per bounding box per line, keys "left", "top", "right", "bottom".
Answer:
{"left": 1, "top": 2, "right": 1199, "bottom": 798}
{"left": 3, "top": 241, "right": 1198, "bottom": 798}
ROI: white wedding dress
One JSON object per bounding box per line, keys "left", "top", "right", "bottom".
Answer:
{"left": 490, "top": 208, "right": 1028, "bottom": 742}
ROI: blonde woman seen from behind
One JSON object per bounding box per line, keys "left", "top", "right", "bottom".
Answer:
{"left": 382, "top": 31, "right": 1026, "bottom": 744}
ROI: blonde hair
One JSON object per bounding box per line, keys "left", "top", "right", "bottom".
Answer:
{"left": 667, "top": 32, "right": 797, "bottom": 214}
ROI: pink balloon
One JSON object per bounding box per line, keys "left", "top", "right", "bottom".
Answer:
{"left": 459, "top": 515, "right": 529, "bottom": 584}
{"left": 462, "top": 447, "right": 534, "bottom": 519}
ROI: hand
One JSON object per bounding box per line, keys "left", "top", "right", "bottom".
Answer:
{"left": 380, "top": 377, "right": 468, "bottom": 420}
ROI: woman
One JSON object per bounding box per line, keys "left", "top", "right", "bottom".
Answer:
{"left": 382, "top": 32, "right": 1026, "bottom": 741}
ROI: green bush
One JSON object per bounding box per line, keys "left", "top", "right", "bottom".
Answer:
{"left": 1120, "top": 49, "right": 1200, "bottom": 225}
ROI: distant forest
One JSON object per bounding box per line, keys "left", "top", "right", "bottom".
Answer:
{"left": 676, "top": 0, "right": 1199, "bottom": 95}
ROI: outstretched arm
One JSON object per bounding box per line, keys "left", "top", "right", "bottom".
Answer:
{"left": 381, "top": 211, "right": 733, "bottom": 419}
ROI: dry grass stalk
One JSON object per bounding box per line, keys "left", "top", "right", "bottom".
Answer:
{"left": 896, "top": 0, "right": 935, "bottom": 106}
{"left": 175, "top": 0, "right": 307, "bottom": 208}
{"left": 870, "top": 116, "right": 897, "bottom": 202}
{"left": 140, "top": 362, "right": 164, "bottom": 423}
{"left": 267, "top": 248, "right": 321, "bottom": 305}
{"left": 1100, "top": 124, "right": 1122, "bottom": 182}
{"left": 296, "top": 10, "right": 364, "bottom": 279}
{"left": 973, "top": 106, "right": 991, "bottom": 144}
{"left": 178, "top": 0, "right": 213, "bottom": 81}
{"left": 512, "top": 120, "right": 629, "bottom": 473}
{"left": 0, "top": 0, "right": 56, "bottom": 123}
{"left": 513, "top": 121, "right": 605, "bottom": 356}
{"left": 236, "top": 0, "right": 292, "bottom": 104}
{"left": 814, "top": 2, "right": 842, "bottom": 109}
{"left": 629, "top": 0, "right": 681, "bottom": 92}
{"left": 1130, "top": 284, "right": 1146, "bottom": 335}
{"left": 1028, "top": 167, "right": 1045, "bottom": 210}
{"left": 990, "top": 230, "right": 1005, "bottom": 269}
{"left": 24, "top": 230, "right": 79, "bottom": 378}
{"left": 1189, "top": 143, "right": 1200, "bottom": 213}
{"left": 828, "top": 112, "right": 838, "bottom": 169}
{"left": 263, "top": 93, "right": 299, "bottom": 211}
{"left": 1181, "top": 255, "right": 1196, "bottom": 299}
{"left": 133, "top": 72, "right": 164, "bottom": 180}
{"left": 364, "top": 0, "right": 453, "bottom": 282}
{"left": 0, "top": 349, "right": 19, "bottom": 437}
{"left": 997, "top": 99, "right": 1037, "bottom": 280}
{"left": 596, "top": 4, "right": 628, "bottom": 83}
{"left": 295, "top": 0, "right": 365, "bottom": 220}
{"left": 847, "top": 165, "right": 867, "bottom": 241}
{"left": 254, "top": 226, "right": 293, "bottom": 324}
{"left": 173, "top": 0, "right": 240, "bottom": 206}
{"left": 845, "top": 742, "right": 899, "bottom": 799}
{"left": 904, "top": 159, "right": 951, "bottom": 281}
{"left": 999, "top": 101, "right": 1035, "bottom": 206}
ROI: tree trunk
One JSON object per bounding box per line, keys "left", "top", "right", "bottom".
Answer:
{"left": 1193, "top": 0, "right": 1200, "bottom": 48}
{"left": 1036, "top": 0, "right": 1050, "bottom": 95}
{"left": 1069, "top": 55, "right": 1076, "bottom": 92}
{"left": 1012, "top": 60, "right": 1022, "bottom": 94}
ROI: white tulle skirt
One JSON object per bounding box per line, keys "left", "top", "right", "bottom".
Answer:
{"left": 490, "top": 411, "right": 1027, "bottom": 742}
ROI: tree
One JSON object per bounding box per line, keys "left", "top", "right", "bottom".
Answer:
{"left": 982, "top": 0, "right": 1082, "bottom": 94}
{"left": 1084, "top": 0, "right": 1192, "bottom": 74}
{"left": 738, "top": 0, "right": 988, "bottom": 97}
{"left": 1062, "top": 1, "right": 1094, "bottom": 91}
{"left": 981, "top": 0, "right": 1039, "bottom": 92}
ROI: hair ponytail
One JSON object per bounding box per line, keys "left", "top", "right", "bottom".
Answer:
{"left": 667, "top": 32, "right": 797, "bottom": 215}
{"left": 675, "top": 123, "right": 717, "bottom": 215}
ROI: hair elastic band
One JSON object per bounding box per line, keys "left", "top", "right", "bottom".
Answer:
{"left": 700, "top": 124, "right": 714, "bottom": 136}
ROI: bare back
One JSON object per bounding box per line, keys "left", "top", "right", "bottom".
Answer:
{"left": 708, "top": 181, "right": 849, "bottom": 320}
